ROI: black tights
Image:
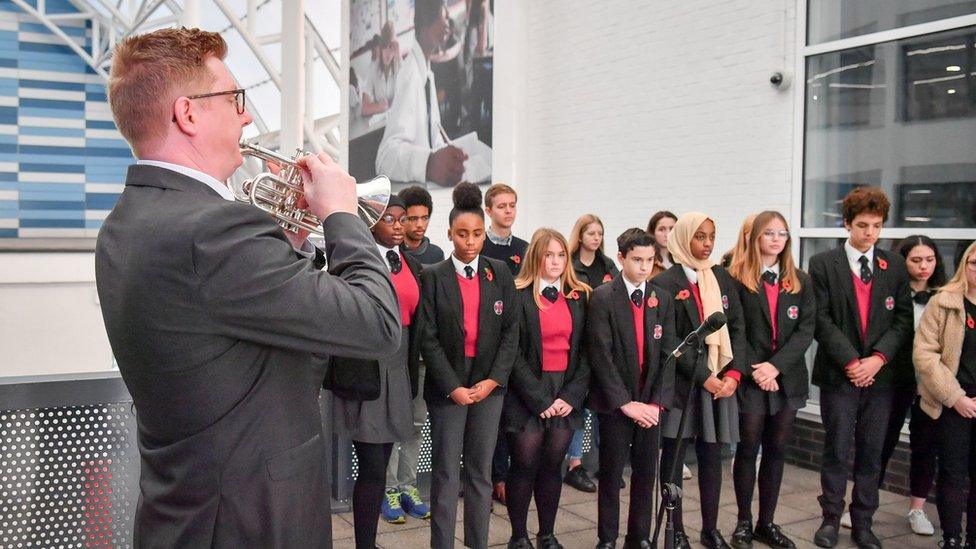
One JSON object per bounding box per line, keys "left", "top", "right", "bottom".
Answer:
{"left": 733, "top": 408, "right": 796, "bottom": 525}
{"left": 506, "top": 427, "right": 574, "bottom": 539}
{"left": 352, "top": 440, "right": 393, "bottom": 549}
{"left": 661, "top": 437, "right": 723, "bottom": 533}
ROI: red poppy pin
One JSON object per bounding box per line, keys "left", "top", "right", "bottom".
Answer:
{"left": 647, "top": 291, "right": 659, "bottom": 308}
{"left": 568, "top": 290, "right": 580, "bottom": 301}
{"left": 602, "top": 273, "right": 613, "bottom": 283}
{"left": 676, "top": 289, "right": 691, "bottom": 301}
{"left": 510, "top": 254, "right": 521, "bottom": 265}
{"left": 484, "top": 267, "right": 494, "bottom": 282}
{"left": 967, "top": 313, "right": 975, "bottom": 330}
{"left": 884, "top": 296, "right": 895, "bottom": 311}
{"left": 781, "top": 279, "right": 792, "bottom": 292}
{"left": 877, "top": 258, "right": 888, "bottom": 271}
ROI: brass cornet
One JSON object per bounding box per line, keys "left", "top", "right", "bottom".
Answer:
{"left": 238, "top": 139, "right": 391, "bottom": 236}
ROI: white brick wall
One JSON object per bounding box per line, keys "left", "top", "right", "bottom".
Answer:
{"left": 489, "top": 0, "right": 799, "bottom": 257}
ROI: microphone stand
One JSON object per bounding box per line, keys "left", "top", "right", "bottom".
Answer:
{"left": 651, "top": 334, "right": 707, "bottom": 549}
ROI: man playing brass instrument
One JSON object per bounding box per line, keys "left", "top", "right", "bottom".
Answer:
{"left": 95, "top": 28, "right": 400, "bottom": 547}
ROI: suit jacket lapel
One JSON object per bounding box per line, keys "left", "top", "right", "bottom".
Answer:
{"left": 476, "top": 257, "right": 497, "bottom": 355}
{"left": 567, "top": 288, "right": 584, "bottom": 370}
{"left": 522, "top": 287, "right": 543, "bottom": 366}
{"left": 612, "top": 277, "right": 640, "bottom": 375}
{"left": 832, "top": 248, "right": 860, "bottom": 335}
{"left": 866, "top": 253, "right": 889, "bottom": 342}
{"left": 440, "top": 264, "right": 464, "bottom": 332}
{"left": 756, "top": 281, "right": 773, "bottom": 331}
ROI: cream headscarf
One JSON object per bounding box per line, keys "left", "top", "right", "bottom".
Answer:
{"left": 667, "top": 212, "right": 734, "bottom": 375}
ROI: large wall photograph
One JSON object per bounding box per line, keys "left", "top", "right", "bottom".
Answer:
{"left": 348, "top": 0, "right": 493, "bottom": 190}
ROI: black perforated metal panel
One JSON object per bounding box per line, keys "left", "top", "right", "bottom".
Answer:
{"left": 0, "top": 404, "right": 135, "bottom": 548}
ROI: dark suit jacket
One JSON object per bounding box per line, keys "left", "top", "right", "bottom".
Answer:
{"left": 809, "top": 246, "right": 913, "bottom": 389}
{"left": 95, "top": 164, "right": 400, "bottom": 548}
{"left": 571, "top": 251, "right": 620, "bottom": 288}
{"left": 327, "top": 251, "right": 424, "bottom": 399}
{"left": 586, "top": 275, "right": 677, "bottom": 414}
{"left": 733, "top": 271, "right": 816, "bottom": 402}
{"left": 503, "top": 286, "right": 590, "bottom": 430}
{"left": 420, "top": 256, "right": 520, "bottom": 403}
{"left": 651, "top": 264, "right": 748, "bottom": 410}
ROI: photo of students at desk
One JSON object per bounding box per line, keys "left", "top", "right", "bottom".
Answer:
{"left": 349, "top": 0, "right": 494, "bottom": 189}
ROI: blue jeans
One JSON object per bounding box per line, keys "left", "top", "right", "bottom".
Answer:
{"left": 567, "top": 409, "right": 598, "bottom": 460}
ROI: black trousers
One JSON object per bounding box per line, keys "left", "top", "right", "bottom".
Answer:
{"left": 351, "top": 440, "right": 393, "bottom": 549}
{"left": 879, "top": 390, "right": 937, "bottom": 499}
{"left": 733, "top": 408, "right": 797, "bottom": 525}
{"left": 661, "top": 436, "right": 724, "bottom": 534}
{"left": 936, "top": 405, "right": 976, "bottom": 539}
{"left": 818, "top": 384, "right": 893, "bottom": 530}
{"left": 597, "top": 411, "right": 660, "bottom": 544}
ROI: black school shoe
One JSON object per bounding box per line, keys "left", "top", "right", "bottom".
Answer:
{"left": 753, "top": 523, "right": 796, "bottom": 549}
{"left": 564, "top": 465, "right": 596, "bottom": 493}
{"left": 701, "top": 529, "right": 732, "bottom": 549}
{"left": 730, "top": 520, "right": 753, "bottom": 549}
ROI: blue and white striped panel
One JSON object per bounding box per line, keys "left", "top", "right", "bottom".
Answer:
{"left": 0, "top": 0, "right": 133, "bottom": 240}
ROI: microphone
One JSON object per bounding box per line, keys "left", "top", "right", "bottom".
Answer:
{"left": 669, "top": 311, "right": 727, "bottom": 358}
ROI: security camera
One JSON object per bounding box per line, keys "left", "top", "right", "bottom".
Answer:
{"left": 769, "top": 70, "right": 793, "bottom": 90}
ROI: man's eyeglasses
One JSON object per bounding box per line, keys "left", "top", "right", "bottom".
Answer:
{"left": 173, "top": 88, "right": 246, "bottom": 122}
{"left": 379, "top": 214, "right": 408, "bottom": 226}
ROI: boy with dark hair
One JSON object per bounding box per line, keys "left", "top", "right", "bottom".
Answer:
{"left": 809, "top": 187, "right": 913, "bottom": 549}
{"left": 398, "top": 185, "right": 445, "bottom": 266}
{"left": 588, "top": 228, "right": 676, "bottom": 548}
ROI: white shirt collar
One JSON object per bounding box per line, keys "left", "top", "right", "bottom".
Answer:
{"left": 622, "top": 276, "right": 645, "bottom": 298}
{"left": 763, "top": 262, "right": 780, "bottom": 276}
{"left": 136, "top": 159, "right": 237, "bottom": 201}
{"left": 410, "top": 40, "right": 431, "bottom": 77}
{"left": 539, "top": 277, "right": 560, "bottom": 294}
{"left": 844, "top": 240, "right": 874, "bottom": 274}
{"left": 681, "top": 265, "right": 698, "bottom": 284}
{"left": 451, "top": 253, "right": 479, "bottom": 277}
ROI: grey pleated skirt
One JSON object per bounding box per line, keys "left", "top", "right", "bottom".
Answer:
{"left": 333, "top": 326, "right": 414, "bottom": 444}
{"left": 662, "top": 386, "right": 739, "bottom": 444}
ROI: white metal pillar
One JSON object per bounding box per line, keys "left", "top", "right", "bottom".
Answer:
{"left": 180, "top": 0, "right": 200, "bottom": 27}
{"left": 280, "top": 0, "right": 305, "bottom": 153}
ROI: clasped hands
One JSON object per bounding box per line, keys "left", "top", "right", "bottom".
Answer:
{"left": 621, "top": 401, "right": 660, "bottom": 429}
{"left": 704, "top": 374, "right": 738, "bottom": 400}
{"left": 751, "top": 362, "right": 780, "bottom": 392}
{"left": 449, "top": 379, "right": 499, "bottom": 406}
{"left": 540, "top": 398, "right": 573, "bottom": 419}
{"left": 846, "top": 355, "right": 884, "bottom": 388}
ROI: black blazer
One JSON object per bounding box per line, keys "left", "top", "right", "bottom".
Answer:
{"left": 504, "top": 286, "right": 590, "bottom": 430}
{"left": 733, "top": 271, "right": 816, "bottom": 402}
{"left": 420, "top": 256, "right": 520, "bottom": 403}
{"left": 572, "top": 252, "right": 620, "bottom": 288}
{"left": 652, "top": 264, "right": 748, "bottom": 410}
{"left": 809, "top": 246, "right": 913, "bottom": 389}
{"left": 586, "top": 275, "right": 677, "bottom": 414}
{"left": 327, "top": 251, "right": 425, "bottom": 399}
{"left": 95, "top": 165, "right": 400, "bottom": 547}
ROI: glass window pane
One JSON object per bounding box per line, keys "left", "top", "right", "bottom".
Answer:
{"left": 800, "top": 237, "right": 974, "bottom": 276}
{"left": 808, "top": 0, "right": 976, "bottom": 45}
{"left": 803, "top": 27, "right": 976, "bottom": 228}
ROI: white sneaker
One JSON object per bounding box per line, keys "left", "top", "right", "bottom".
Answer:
{"left": 840, "top": 511, "right": 852, "bottom": 529}
{"left": 908, "top": 509, "right": 935, "bottom": 536}
{"left": 682, "top": 464, "right": 692, "bottom": 480}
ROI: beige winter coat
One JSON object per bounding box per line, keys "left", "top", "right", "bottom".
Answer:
{"left": 913, "top": 289, "right": 971, "bottom": 419}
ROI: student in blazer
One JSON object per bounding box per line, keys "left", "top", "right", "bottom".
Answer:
{"left": 331, "top": 196, "right": 424, "bottom": 549}
{"left": 420, "top": 183, "right": 519, "bottom": 549}
{"left": 653, "top": 213, "right": 748, "bottom": 549}
{"left": 808, "top": 188, "right": 913, "bottom": 549}
{"left": 728, "top": 211, "right": 815, "bottom": 549}
{"left": 502, "top": 228, "right": 592, "bottom": 549}
{"left": 588, "top": 228, "right": 677, "bottom": 549}
{"left": 564, "top": 213, "right": 620, "bottom": 492}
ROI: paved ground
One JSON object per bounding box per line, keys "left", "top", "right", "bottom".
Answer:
{"left": 332, "top": 463, "right": 941, "bottom": 548}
